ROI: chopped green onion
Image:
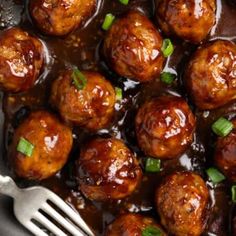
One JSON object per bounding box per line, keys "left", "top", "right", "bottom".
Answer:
{"left": 115, "top": 87, "right": 122, "bottom": 101}
{"left": 212, "top": 117, "right": 233, "bottom": 137}
{"left": 142, "top": 226, "right": 162, "bottom": 236}
{"left": 17, "top": 137, "right": 34, "bottom": 157}
{"left": 102, "top": 13, "right": 115, "bottom": 31}
{"left": 160, "top": 72, "right": 176, "bottom": 84}
{"left": 231, "top": 185, "right": 236, "bottom": 203}
{"left": 145, "top": 158, "right": 161, "bottom": 173}
{"left": 71, "top": 69, "right": 87, "bottom": 91}
{"left": 161, "top": 39, "right": 174, "bottom": 57}
{"left": 119, "top": 0, "right": 129, "bottom": 5}
{"left": 206, "top": 167, "right": 225, "bottom": 184}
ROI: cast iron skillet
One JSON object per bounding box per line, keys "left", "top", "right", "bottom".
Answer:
{"left": 0, "top": 0, "right": 236, "bottom": 235}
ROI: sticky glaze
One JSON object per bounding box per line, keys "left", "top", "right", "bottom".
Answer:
{"left": 0, "top": 0, "right": 236, "bottom": 235}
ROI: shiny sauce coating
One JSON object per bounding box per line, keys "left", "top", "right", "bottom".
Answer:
{"left": 1, "top": 0, "right": 236, "bottom": 235}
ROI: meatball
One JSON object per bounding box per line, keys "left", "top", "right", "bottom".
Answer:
{"left": 106, "top": 213, "right": 166, "bottom": 236}
{"left": 77, "top": 138, "right": 142, "bottom": 201}
{"left": 29, "top": 0, "right": 96, "bottom": 36}
{"left": 50, "top": 70, "right": 116, "bottom": 130}
{"left": 185, "top": 40, "right": 236, "bottom": 110}
{"left": 10, "top": 111, "right": 73, "bottom": 180}
{"left": 103, "top": 10, "right": 165, "bottom": 83}
{"left": 135, "top": 96, "right": 195, "bottom": 159}
{"left": 214, "top": 118, "right": 236, "bottom": 181}
{"left": 0, "top": 27, "right": 44, "bottom": 93}
{"left": 156, "top": 171, "right": 209, "bottom": 236}
{"left": 156, "top": 0, "right": 216, "bottom": 43}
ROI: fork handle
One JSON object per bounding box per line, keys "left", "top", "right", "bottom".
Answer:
{"left": 0, "top": 175, "right": 20, "bottom": 199}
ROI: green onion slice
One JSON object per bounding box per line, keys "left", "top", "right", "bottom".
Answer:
{"left": 212, "top": 117, "right": 233, "bottom": 137}
{"left": 145, "top": 158, "right": 161, "bottom": 173}
{"left": 119, "top": 0, "right": 129, "bottom": 5}
{"left": 17, "top": 137, "right": 34, "bottom": 157}
{"left": 142, "top": 226, "right": 162, "bottom": 236}
{"left": 231, "top": 185, "right": 236, "bottom": 203}
{"left": 206, "top": 167, "right": 225, "bottom": 184}
{"left": 160, "top": 72, "right": 176, "bottom": 84}
{"left": 102, "top": 13, "right": 115, "bottom": 31}
{"left": 71, "top": 69, "right": 87, "bottom": 91}
{"left": 161, "top": 39, "right": 174, "bottom": 57}
{"left": 115, "top": 87, "right": 122, "bottom": 101}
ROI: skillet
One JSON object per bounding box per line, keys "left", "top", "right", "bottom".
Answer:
{"left": 0, "top": 0, "right": 236, "bottom": 235}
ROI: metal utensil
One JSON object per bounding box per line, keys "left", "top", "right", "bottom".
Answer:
{"left": 0, "top": 175, "right": 94, "bottom": 236}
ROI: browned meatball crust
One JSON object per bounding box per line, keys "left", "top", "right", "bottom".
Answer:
{"left": 185, "top": 40, "right": 236, "bottom": 110}
{"left": 29, "top": 0, "right": 96, "bottom": 36}
{"left": 0, "top": 27, "right": 44, "bottom": 93}
{"left": 156, "top": 0, "right": 216, "bottom": 43}
{"left": 50, "top": 70, "right": 116, "bottom": 130}
{"left": 156, "top": 172, "right": 209, "bottom": 236}
{"left": 103, "top": 11, "right": 165, "bottom": 83}
{"left": 135, "top": 96, "right": 196, "bottom": 159}
{"left": 106, "top": 213, "right": 166, "bottom": 236}
{"left": 10, "top": 111, "right": 73, "bottom": 180}
{"left": 77, "top": 138, "right": 142, "bottom": 201}
{"left": 214, "top": 119, "right": 236, "bottom": 181}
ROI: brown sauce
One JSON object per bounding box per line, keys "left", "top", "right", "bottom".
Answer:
{"left": 1, "top": 0, "right": 236, "bottom": 235}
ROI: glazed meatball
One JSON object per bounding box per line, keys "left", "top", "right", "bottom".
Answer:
{"left": 77, "top": 138, "right": 142, "bottom": 201}
{"left": 214, "top": 118, "right": 236, "bottom": 181}
{"left": 135, "top": 96, "right": 195, "bottom": 159}
{"left": 29, "top": 0, "right": 96, "bottom": 36}
{"left": 106, "top": 213, "right": 166, "bottom": 236}
{"left": 50, "top": 70, "right": 116, "bottom": 130}
{"left": 156, "top": 171, "right": 209, "bottom": 236}
{"left": 0, "top": 27, "right": 44, "bottom": 93}
{"left": 156, "top": 0, "right": 216, "bottom": 43}
{"left": 103, "top": 11, "right": 165, "bottom": 83}
{"left": 185, "top": 40, "right": 236, "bottom": 110}
{"left": 10, "top": 111, "right": 73, "bottom": 180}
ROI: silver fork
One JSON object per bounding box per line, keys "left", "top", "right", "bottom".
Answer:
{"left": 0, "top": 175, "right": 94, "bottom": 236}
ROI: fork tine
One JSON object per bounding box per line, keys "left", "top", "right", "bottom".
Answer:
{"left": 41, "top": 202, "right": 85, "bottom": 236}
{"left": 49, "top": 194, "right": 94, "bottom": 236}
{"left": 34, "top": 211, "right": 67, "bottom": 236}
{"left": 25, "top": 221, "right": 48, "bottom": 236}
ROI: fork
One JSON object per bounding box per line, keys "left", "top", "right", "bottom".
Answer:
{"left": 0, "top": 175, "right": 94, "bottom": 236}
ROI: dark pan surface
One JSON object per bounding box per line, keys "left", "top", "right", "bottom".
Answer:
{"left": 0, "top": 0, "right": 236, "bottom": 235}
